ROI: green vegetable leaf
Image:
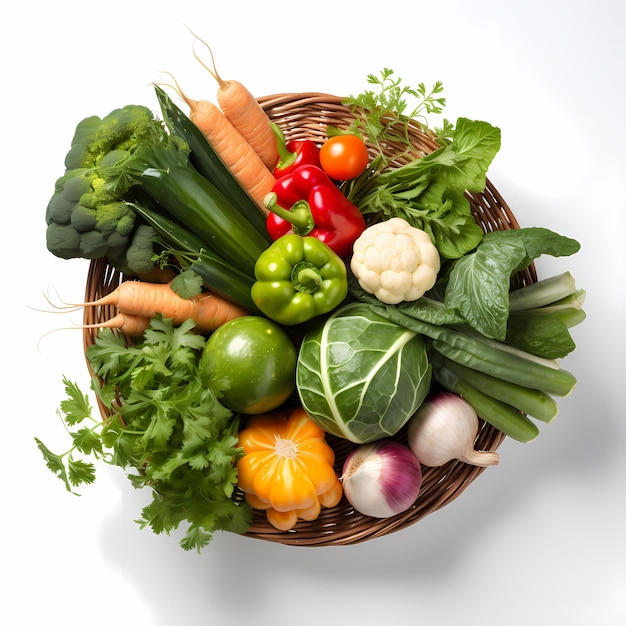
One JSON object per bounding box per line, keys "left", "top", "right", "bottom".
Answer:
{"left": 297, "top": 302, "right": 432, "bottom": 443}
{"left": 423, "top": 118, "right": 502, "bottom": 191}
{"left": 143, "top": 316, "right": 206, "bottom": 353}
{"left": 88, "top": 317, "right": 248, "bottom": 549}
{"left": 58, "top": 378, "right": 95, "bottom": 426}
{"left": 342, "top": 68, "right": 448, "bottom": 156}
{"left": 71, "top": 427, "right": 103, "bottom": 456}
{"left": 413, "top": 183, "right": 485, "bottom": 259}
{"left": 139, "top": 399, "right": 178, "bottom": 449}
{"left": 35, "top": 375, "right": 103, "bottom": 494}
{"left": 505, "top": 311, "right": 577, "bottom": 359}
{"left": 445, "top": 236, "right": 527, "bottom": 339}
{"left": 101, "top": 419, "right": 135, "bottom": 467}
{"left": 34, "top": 438, "right": 76, "bottom": 493}
{"left": 352, "top": 117, "right": 501, "bottom": 259}
{"left": 169, "top": 269, "right": 203, "bottom": 299}
{"left": 86, "top": 328, "right": 136, "bottom": 380}
{"left": 37, "top": 315, "right": 251, "bottom": 551}
{"left": 349, "top": 271, "right": 466, "bottom": 328}
{"left": 67, "top": 456, "right": 97, "bottom": 486}
{"left": 482, "top": 227, "right": 582, "bottom": 273}
{"left": 444, "top": 227, "right": 582, "bottom": 340}
{"left": 376, "top": 117, "right": 501, "bottom": 193}
{"left": 180, "top": 525, "right": 213, "bottom": 553}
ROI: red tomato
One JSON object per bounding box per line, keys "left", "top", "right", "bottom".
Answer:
{"left": 319, "top": 134, "right": 369, "bottom": 181}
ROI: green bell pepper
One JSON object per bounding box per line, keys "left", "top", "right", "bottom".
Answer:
{"left": 251, "top": 234, "right": 348, "bottom": 325}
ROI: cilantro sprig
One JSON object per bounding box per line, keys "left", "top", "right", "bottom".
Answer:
{"left": 35, "top": 379, "right": 103, "bottom": 491}
{"left": 36, "top": 316, "right": 251, "bottom": 552}
{"left": 339, "top": 67, "right": 453, "bottom": 162}
{"left": 335, "top": 69, "right": 502, "bottom": 261}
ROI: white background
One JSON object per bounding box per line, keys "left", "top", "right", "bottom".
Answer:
{"left": 2, "top": 1, "right": 624, "bottom": 624}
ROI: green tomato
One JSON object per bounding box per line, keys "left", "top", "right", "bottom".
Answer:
{"left": 200, "top": 316, "right": 297, "bottom": 414}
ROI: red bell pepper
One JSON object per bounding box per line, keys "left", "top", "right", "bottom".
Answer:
{"left": 264, "top": 164, "right": 367, "bottom": 258}
{"left": 271, "top": 123, "right": 322, "bottom": 180}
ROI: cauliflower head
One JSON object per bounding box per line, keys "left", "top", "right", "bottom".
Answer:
{"left": 350, "top": 217, "right": 441, "bottom": 304}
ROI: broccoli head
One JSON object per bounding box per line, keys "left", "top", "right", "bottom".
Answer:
{"left": 45, "top": 104, "right": 169, "bottom": 274}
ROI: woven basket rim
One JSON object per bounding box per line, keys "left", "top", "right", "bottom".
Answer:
{"left": 83, "top": 92, "right": 535, "bottom": 547}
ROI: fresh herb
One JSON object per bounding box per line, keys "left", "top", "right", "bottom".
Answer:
{"left": 336, "top": 70, "right": 504, "bottom": 260}
{"left": 339, "top": 68, "right": 452, "bottom": 158}
{"left": 35, "top": 380, "right": 102, "bottom": 491}
{"left": 35, "top": 317, "right": 251, "bottom": 551}
{"left": 348, "top": 117, "right": 502, "bottom": 259}
{"left": 169, "top": 268, "right": 204, "bottom": 298}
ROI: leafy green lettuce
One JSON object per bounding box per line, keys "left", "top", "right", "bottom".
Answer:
{"left": 351, "top": 117, "right": 502, "bottom": 259}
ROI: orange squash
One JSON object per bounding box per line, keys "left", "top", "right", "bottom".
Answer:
{"left": 237, "top": 407, "right": 343, "bottom": 530}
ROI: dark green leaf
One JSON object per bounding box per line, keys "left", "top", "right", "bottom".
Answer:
{"left": 443, "top": 227, "right": 582, "bottom": 340}
{"left": 506, "top": 311, "right": 577, "bottom": 359}
{"left": 482, "top": 227, "right": 582, "bottom": 272}
{"left": 445, "top": 237, "right": 527, "bottom": 339}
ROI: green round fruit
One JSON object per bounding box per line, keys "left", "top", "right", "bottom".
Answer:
{"left": 200, "top": 316, "right": 297, "bottom": 414}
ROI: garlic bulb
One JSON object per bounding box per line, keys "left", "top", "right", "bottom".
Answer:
{"left": 407, "top": 392, "right": 500, "bottom": 467}
{"left": 342, "top": 439, "right": 422, "bottom": 518}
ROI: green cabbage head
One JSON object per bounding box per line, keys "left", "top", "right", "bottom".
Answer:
{"left": 296, "top": 302, "right": 431, "bottom": 444}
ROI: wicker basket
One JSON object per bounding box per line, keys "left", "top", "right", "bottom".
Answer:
{"left": 83, "top": 93, "right": 536, "bottom": 547}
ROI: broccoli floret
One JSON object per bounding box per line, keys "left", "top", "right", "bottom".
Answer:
{"left": 46, "top": 172, "right": 91, "bottom": 224}
{"left": 45, "top": 222, "right": 81, "bottom": 259}
{"left": 125, "top": 224, "right": 157, "bottom": 273}
{"left": 78, "top": 230, "right": 109, "bottom": 259}
{"left": 64, "top": 105, "right": 158, "bottom": 171}
{"left": 95, "top": 203, "right": 136, "bottom": 235}
{"left": 106, "top": 224, "right": 158, "bottom": 276}
{"left": 69, "top": 204, "right": 97, "bottom": 232}
{"left": 45, "top": 168, "right": 138, "bottom": 261}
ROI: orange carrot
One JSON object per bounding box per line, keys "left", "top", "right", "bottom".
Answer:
{"left": 82, "top": 312, "right": 152, "bottom": 337}
{"left": 167, "top": 73, "right": 276, "bottom": 212}
{"left": 34, "top": 312, "right": 152, "bottom": 348}
{"left": 191, "top": 33, "right": 279, "bottom": 170}
{"left": 78, "top": 281, "right": 250, "bottom": 333}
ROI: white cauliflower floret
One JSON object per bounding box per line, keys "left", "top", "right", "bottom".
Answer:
{"left": 350, "top": 217, "right": 441, "bottom": 304}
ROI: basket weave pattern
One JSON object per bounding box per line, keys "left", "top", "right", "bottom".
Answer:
{"left": 83, "top": 94, "right": 536, "bottom": 547}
